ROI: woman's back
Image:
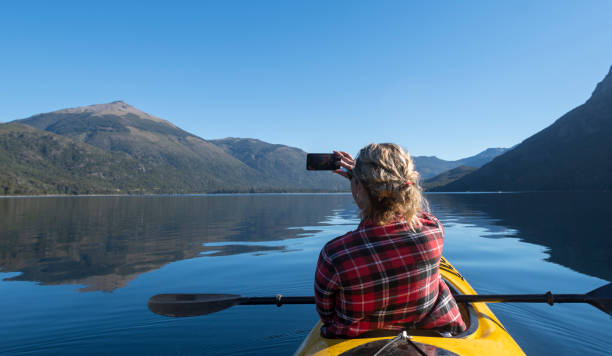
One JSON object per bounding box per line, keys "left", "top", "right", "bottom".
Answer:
{"left": 315, "top": 212, "right": 465, "bottom": 337}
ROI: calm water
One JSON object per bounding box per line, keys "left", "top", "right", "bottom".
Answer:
{"left": 1, "top": 193, "right": 611, "bottom": 355}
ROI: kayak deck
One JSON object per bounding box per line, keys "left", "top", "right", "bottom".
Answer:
{"left": 294, "top": 257, "right": 525, "bottom": 355}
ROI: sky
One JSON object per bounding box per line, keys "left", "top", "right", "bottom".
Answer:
{"left": 1, "top": 1, "right": 611, "bottom": 160}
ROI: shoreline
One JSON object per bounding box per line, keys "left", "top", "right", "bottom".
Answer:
{"left": 3, "top": 190, "right": 606, "bottom": 199}
{"left": 0, "top": 191, "right": 353, "bottom": 198}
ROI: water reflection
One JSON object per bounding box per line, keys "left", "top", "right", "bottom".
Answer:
{"left": 2, "top": 192, "right": 609, "bottom": 295}
{"left": 0, "top": 194, "right": 355, "bottom": 292}
{"left": 428, "top": 192, "right": 612, "bottom": 282}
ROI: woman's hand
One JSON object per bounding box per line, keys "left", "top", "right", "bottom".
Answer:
{"left": 333, "top": 150, "right": 355, "bottom": 180}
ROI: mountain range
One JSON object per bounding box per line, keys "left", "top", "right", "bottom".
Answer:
{"left": 435, "top": 65, "right": 612, "bottom": 191}
{"left": 414, "top": 147, "right": 508, "bottom": 179}
{"left": 1, "top": 101, "right": 510, "bottom": 195}
{"left": 421, "top": 166, "right": 478, "bottom": 190}
{"left": 1, "top": 102, "right": 347, "bottom": 194}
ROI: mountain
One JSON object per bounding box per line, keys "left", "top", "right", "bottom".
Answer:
{"left": 4, "top": 102, "right": 348, "bottom": 194}
{"left": 210, "top": 138, "right": 347, "bottom": 190}
{"left": 16, "top": 101, "right": 261, "bottom": 192}
{"left": 457, "top": 148, "right": 509, "bottom": 168}
{"left": 414, "top": 147, "right": 508, "bottom": 179}
{"left": 422, "top": 166, "right": 478, "bottom": 191}
{"left": 412, "top": 156, "right": 458, "bottom": 179}
{"left": 435, "top": 65, "right": 612, "bottom": 191}
{"left": 0, "top": 123, "right": 149, "bottom": 195}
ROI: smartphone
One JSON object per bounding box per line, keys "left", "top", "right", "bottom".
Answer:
{"left": 306, "top": 153, "right": 340, "bottom": 170}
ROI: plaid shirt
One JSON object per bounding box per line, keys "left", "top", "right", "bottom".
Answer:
{"left": 315, "top": 213, "right": 466, "bottom": 338}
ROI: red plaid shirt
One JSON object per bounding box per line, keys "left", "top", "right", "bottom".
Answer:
{"left": 315, "top": 213, "right": 466, "bottom": 338}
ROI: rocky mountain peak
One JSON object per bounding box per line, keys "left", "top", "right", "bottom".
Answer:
{"left": 477, "top": 147, "right": 507, "bottom": 157}
{"left": 591, "top": 65, "right": 612, "bottom": 100}
{"left": 53, "top": 101, "right": 174, "bottom": 126}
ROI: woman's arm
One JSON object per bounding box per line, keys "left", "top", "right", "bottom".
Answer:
{"left": 314, "top": 249, "right": 339, "bottom": 324}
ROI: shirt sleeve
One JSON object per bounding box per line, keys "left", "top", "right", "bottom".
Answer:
{"left": 314, "top": 248, "right": 340, "bottom": 325}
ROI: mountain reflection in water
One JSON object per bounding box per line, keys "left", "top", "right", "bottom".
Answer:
{"left": 1, "top": 192, "right": 609, "bottom": 295}
{"left": 0, "top": 194, "right": 356, "bottom": 292}
{"left": 428, "top": 192, "right": 612, "bottom": 283}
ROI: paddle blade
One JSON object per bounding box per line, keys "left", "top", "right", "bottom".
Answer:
{"left": 586, "top": 283, "right": 612, "bottom": 317}
{"left": 148, "top": 293, "right": 243, "bottom": 317}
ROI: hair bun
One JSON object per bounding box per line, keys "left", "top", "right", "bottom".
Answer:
{"left": 353, "top": 143, "right": 429, "bottom": 227}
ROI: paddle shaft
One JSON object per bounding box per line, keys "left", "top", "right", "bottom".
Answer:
{"left": 241, "top": 296, "right": 314, "bottom": 305}
{"left": 246, "top": 293, "right": 595, "bottom": 306}
{"left": 454, "top": 292, "right": 595, "bottom": 305}
{"left": 147, "top": 283, "right": 611, "bottom": 317}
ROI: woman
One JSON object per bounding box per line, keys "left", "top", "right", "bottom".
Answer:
{"left": 314, "top": 143, "right": 466, "bottom": 338}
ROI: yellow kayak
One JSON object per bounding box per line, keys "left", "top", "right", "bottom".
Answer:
{"left": 294, "top": 257, "right": 525, "bottom": 355}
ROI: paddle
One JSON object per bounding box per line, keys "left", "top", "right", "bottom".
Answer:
{"left": 148, "top": 283, "right": 612, "bottom": 318}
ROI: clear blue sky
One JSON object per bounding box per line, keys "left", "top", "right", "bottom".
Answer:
{"left": 1, "top": 1, "right": 611, "bottom": 160}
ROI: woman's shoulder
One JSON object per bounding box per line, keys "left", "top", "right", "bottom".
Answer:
{"left": 419, "top": 212, "right": 443, "bottom": 230}
{"left": 323, "top": 229, "right": 356, "bottom": 253}
{"left": 321, "top": 222, "right": 371, "bottom": 258}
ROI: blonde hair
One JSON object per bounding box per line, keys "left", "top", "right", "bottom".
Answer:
{"left": 352, "top": 143, "right": 429, "bottom": 229}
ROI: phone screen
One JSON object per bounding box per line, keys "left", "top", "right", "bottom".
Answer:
{"left": 306, "top": 153, "right": 339, "bottom": 170}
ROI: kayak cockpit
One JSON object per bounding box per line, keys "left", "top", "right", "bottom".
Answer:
{"left": 337, "top": 331, "right": 461, "bottom": 356}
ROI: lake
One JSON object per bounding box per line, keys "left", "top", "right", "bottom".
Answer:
{"left": 1, "top": 192, "right": 611, "bottom": 355}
